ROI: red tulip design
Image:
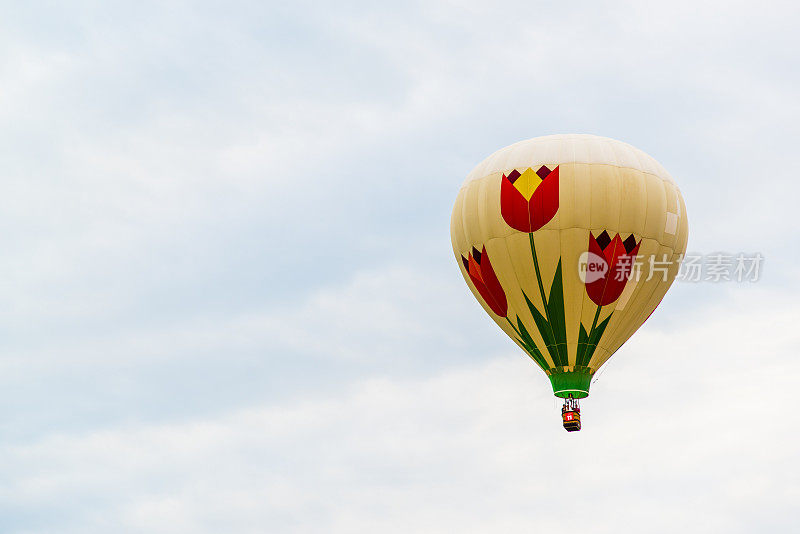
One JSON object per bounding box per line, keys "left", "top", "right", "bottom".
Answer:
{"left": 462, "top": 246, "right": 507, "bottom": 317}
{"left": 500, "top": 165, "right": 560, "bottom": 232}
{"left": 585, "top": 231, "right": 641, "bottom": 306}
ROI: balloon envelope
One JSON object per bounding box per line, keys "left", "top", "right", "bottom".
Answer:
{"left": 451, "top": 134, "right": 688, "bottom": 398}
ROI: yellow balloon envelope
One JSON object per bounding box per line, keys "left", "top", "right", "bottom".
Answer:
{"left": 451, "top": 134, "right": 688, "bottom": 401}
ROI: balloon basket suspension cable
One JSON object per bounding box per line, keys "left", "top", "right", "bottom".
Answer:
{"left": 561, "top": 394, "right": 581, "bottom": 432}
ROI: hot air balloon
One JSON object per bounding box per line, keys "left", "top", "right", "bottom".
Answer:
{"left": 451, "top": 134, "right": 688, "bottom": 431}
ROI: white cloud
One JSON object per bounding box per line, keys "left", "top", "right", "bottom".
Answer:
{"left": 0, "top": 263, "right": 475, "bottom": 369}
{"left": 1, "top": 288, "right": 797, "bottom": 533}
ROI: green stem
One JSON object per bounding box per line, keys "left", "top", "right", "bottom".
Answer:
{"left": 528, "top": 232, "right": 560, "bottom": 367}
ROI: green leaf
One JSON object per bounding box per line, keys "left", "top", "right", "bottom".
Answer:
{"left": 576, "top": 323, "right": 590, "bottom": 366}
{"left": 522, "top": 291, "right": 560, "bottom": 366}
{"left": 580, "top": 313, "right": 613, "bottom": 366}
{"left": 588, "top": 313, "right": 612, "bottom": 348}
{"left": 516, "top": 318, "right": 549, "bottom": 370}
{"left": 505, "top": 317, "right": 521, "bottom": 337}
{"left": 516, "top": 316, "right": 535, "bottom": 347}
{"left": 546, "top": 259, "right": 568, "bottom": 367}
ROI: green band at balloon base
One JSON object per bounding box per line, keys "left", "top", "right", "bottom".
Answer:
{"left": 549, "top": 369, "right": 594, "bottom": 399}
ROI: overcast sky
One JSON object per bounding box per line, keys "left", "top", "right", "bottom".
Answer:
{"left": 1, "top": 1, "right": 798, "bottom": 532}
